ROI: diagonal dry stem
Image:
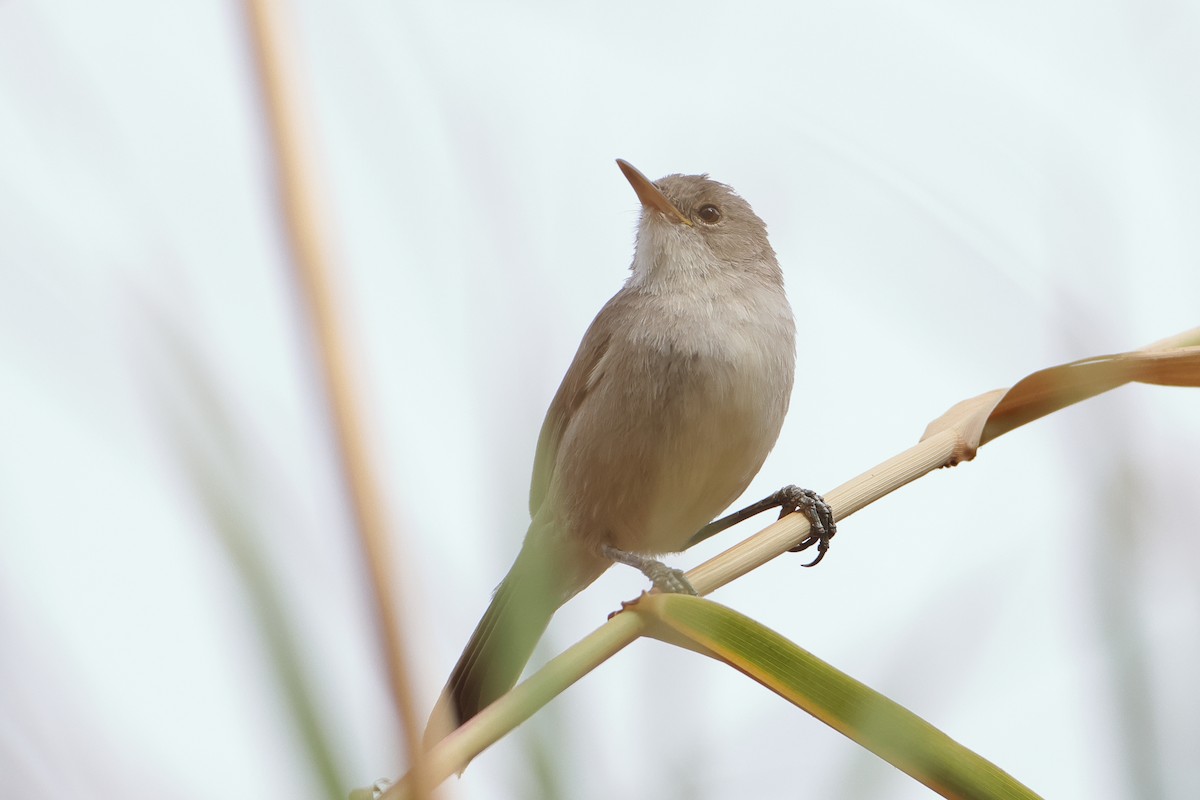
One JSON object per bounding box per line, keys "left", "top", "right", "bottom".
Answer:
{"left": 241, "top": 0, "right": 427, "bottom": 793}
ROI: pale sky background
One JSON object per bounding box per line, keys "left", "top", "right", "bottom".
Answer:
{"left": 2, "top": 2, "right": 1199, "bottom": 799}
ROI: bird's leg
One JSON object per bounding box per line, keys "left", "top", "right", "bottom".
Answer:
{"left": 687, "top": 485, "right": 836, "bottom": 567}
{"left": 602, "top": 545, "right": 699, "bottom": 596}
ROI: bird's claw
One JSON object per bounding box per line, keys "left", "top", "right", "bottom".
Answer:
{"left": 603, "top": 544, "right": 699, "bottom": 596}
{"left": 646, "top": 564, "right": 699, "bottom": 596}
{"left": 776, "top": 485, "right": 836, "bottom": 566}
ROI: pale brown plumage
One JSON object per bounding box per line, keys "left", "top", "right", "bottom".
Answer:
{"left": 428, "top": 161, "right": 796, "bottom": 739}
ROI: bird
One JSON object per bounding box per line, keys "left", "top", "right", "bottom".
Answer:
{"left": 427, "top": 159, "right": 833, "bottom": 741}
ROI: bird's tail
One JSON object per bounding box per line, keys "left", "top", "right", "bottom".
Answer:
{"left": 426, "top": 527, "right": 605, "bottom": 745}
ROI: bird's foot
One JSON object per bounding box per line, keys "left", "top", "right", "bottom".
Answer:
{"left": 775, "top": 485, "right": 837, "bottom": 566}
{"left": 602, "top": 544, "right": 699, "bottom": 596}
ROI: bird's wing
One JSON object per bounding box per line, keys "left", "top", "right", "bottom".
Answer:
{"left": 528, "top": 292, "right": 629, "bottom": 517}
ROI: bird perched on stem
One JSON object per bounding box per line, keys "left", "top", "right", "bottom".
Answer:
{"left": 427, "top": 159, "right": 833, "bottom": 742}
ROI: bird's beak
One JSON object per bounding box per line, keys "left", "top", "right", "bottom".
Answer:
{"left": 616, "top": 159, "right": 691, "bottom": 226}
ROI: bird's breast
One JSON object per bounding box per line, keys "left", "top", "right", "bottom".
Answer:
{"left": 557, "top": 287, "right": 796, "bottom": 555}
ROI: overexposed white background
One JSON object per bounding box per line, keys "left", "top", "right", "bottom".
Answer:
{"left": 2, "top": 2, "right": 1198, "bottom": 798}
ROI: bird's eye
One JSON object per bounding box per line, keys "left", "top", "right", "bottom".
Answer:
{"left": 697, "top": 204, "right": 722, "bottom": 224}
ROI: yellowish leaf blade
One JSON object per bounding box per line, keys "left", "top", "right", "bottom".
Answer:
{"left": 922, "top": 339, "right": 1200, "bottom": 462}
{"left": 636, "top": 593, "right": 1040, "bottom": 800}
